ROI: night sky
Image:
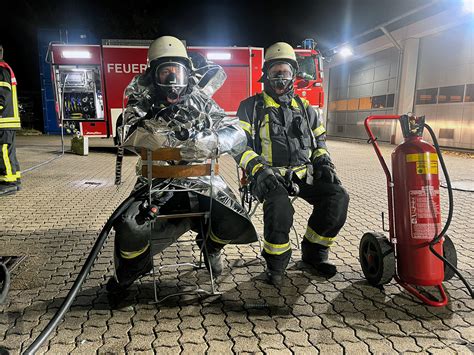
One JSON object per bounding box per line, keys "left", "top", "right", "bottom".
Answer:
{"left": 3, "top": 0, "right": 445, "bottom": 94}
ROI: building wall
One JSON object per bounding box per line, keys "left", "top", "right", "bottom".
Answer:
{"left": 326, "top": 47, "right": 400, "bottom": 141}
{"left": 414, "top": 23, "right": 474, "bottom": 150}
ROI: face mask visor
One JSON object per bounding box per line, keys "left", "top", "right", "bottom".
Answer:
{"left": 155, "top": 62, "right": 189, "bottom": 102}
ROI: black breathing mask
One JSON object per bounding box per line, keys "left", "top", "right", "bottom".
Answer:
{"left": 266, "top": 61, "right": 295, "bottom": 93}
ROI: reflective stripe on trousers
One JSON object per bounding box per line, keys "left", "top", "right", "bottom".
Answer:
{"left": 304, "top": 225, "right": 335, "bottom": 247}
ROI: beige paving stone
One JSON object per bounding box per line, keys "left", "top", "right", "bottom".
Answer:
{"left": 125, "top": 334, "right": 156, "bottom": 352}
{"left": 258, "top": 333, "right": 285, "bottom": 350}
{"left": 204, "top": 325, "right": 230, "bottom": 342}
{"left": 207, "top": 340, "right": 233, "bottom": 354}
{"left": 181, "top": 342, "right": 208, "bottom": 354}
{"left": 340, "top": 341, "right": 370, "bottom": 354}
{"left": 315, "top": 343, "right": 344, "bottom": 354}
{"left": 282, "top": 329, "right": 312, "bottom": 348}
{"left": 264, "top": 348, "right": 292, "bottom": 355}
{"left": 232, "top": 335, "right": 261, "bottom": 353}
{"left": 151, "top": 331, "right": 181, "bottom": 348}
{"left": 388, "top": 335, "right": 422, "bottom": 353}
{"left": 98, "top": 337, "right": 129, "bottom": 354}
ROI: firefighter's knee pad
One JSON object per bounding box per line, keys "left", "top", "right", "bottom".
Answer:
{"left": 333, "top": 184, "right": 350, "bottom": 209}
{"left": 329, "top": 184, "right": 350, "bottom": 227}
{"left": 114, "top": 200, "right": 150, "bottom": 254}
{"left": 263, "top": 185, "right": 294, "bottom": 233}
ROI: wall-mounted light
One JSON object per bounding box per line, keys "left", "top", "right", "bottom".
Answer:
{"left": 463, "top": 0, "right": 474, "bottom": 13}
{"left": 338, "top": 46, "right": 354, "bottom": 58}
{"left": 206, "top": 52, "right": 232, "bottom": 60}
{"left": 62, "top": 50, "right": 91, "bottom": 59}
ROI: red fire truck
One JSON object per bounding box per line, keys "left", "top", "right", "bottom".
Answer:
{"left": 48, "top": 39, "right": 324, "bottom": 141}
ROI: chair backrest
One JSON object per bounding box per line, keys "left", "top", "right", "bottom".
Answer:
{"left": 140, "top": 148, "right": 219, "bottom": 178}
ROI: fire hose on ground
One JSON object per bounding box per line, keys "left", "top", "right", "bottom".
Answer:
{"left": 23, "top": 182, "right": 151, "bottom": 354}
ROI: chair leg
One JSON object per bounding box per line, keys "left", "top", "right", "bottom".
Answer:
{"left": 149, "top": 223, "right": 160, "bottom": 304}
{"left": 199, "top": 217, "right": 219, "bottom": 295}
{"left": 292, "top": 225, "right": 301, "bottom": 250}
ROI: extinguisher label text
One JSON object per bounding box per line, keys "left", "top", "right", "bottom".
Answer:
{"left": 409, "top": 187, "right": 441, "bottom": 239}
{"left": 107, "top": 63, "right": 147, "bottom": 74}
{"left": 406, "top": 153, "right": 439, "bottom": 175}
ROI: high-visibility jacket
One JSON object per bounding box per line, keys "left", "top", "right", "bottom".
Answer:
{"left": 236, "top": 91, "right": 328, "bottom": 179}
{"left": 0, "top": 61, "right": 21, "bottom": 130}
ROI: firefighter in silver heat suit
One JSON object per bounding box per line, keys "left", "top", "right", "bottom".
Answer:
{"left": 107, "top": 36, "right": 257, "bottom": 293}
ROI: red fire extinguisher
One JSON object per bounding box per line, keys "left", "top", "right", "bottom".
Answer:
{"left": 359, "top": 114, "right": 464, "bottom": 307}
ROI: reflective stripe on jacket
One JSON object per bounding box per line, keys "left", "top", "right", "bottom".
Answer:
{"left": 0, "top": 61, "right": 20, "bottom": 130}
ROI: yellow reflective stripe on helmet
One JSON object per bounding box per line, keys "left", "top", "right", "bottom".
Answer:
{"left": 239, "top": 150, "right": 259, "bottom": 170}
{"left": 120, "top": 244, "right": 149, "bottom": 259}
{"left": 304, "top": 226, "right": 335, "bottom": 247}
{"left": 313, "top": 125, "right": 326, "bottom": 137}
{"left": 263, "top": 91, "right": 280, "bottom": 108}
{"left": 251, "top": 163, "right": 264, "bottom": 176}
{"left": 263, "top": 239, "right": 291, "bottom": 255}
{"left": 239, "top": 120, "right": 252, "bottom": 135}
{"left": 210, "top": 229, "right": 231, "bottom": 245}
{"left": 0, "top": 81, "right": 12, "bottom": 90}
{"left": 312, "top": 148, "right": 328, "bottom": 159}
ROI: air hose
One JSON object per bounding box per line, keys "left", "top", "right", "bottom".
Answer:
{"left": 0, "top": 262, "right": 10, "bottom": 305}
{"left": 24, "top": 183, "right": 150, "bottom": 354}
{"left": 424, "top": 123, "right": 474, "bottom": 299}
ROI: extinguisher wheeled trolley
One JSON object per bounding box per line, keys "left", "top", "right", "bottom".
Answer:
{"left": 359, "top": 114, "right": 459, "bottom": 307}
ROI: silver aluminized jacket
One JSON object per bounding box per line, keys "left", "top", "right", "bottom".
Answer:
{"left": 118, "top": 62, "right": 257, "bottom": 244}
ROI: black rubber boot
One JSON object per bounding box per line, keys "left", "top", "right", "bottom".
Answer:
{"left": 0, "top": 183, "right": 18, "bottom": 196}
{"left": 196, "top": 234, "right": 223, "bottom": 277}
{"left": 106, "top": 248, "right": 152, "bottom": 294}
{"left": 265, "top": 269, "right": 284, "bottom": 286}
{"left": 302, "top": 240, "right": 337, "bottom": 278}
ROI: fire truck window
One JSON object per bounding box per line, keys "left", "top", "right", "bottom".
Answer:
{"left": 296, "top": 55, "right": 316, "bottom": 80}
{"left": 416, "top": 88, "right": 438, "bottom": 104}
{"left": 371, "top": 95, "right": 387, "bottom": 109}
{"left": 465, "top": 84, "right": 474, "bottom": 102}
{"left": 438, "top": 85, "right": 464, "bottom": 104}
{"left": 386, "top": 94, "right": 395, "bottom": 107}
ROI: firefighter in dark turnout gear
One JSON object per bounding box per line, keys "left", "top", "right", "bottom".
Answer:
{"left": 235, "top": 42, "right": 349, "bottom": 285}
{"left": 0, "top": 45, "right": 21, "bottom": 196}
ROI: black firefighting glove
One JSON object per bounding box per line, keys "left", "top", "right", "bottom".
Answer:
{"left": 252, "top": 167, "right": 282, "bottom": 202}
{"left": 312, "top": 153, "right": 341, "bottom": 185}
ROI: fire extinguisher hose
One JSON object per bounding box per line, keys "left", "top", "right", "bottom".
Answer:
{"left": 424, "top": 123, "right": 474, "bottom": 299}
{"left": 24, "top": 183, "right": 151, "bottom": 354}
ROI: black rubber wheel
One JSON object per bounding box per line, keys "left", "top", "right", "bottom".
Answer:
{"left": 359, "top": 232, "right": 395, "bottom": 286}
{"left": 443, "top": 234, "right": 457, "bottom": 281}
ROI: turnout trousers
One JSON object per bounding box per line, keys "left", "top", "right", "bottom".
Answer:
{"left": 262, "top": 176, "right": 350, "bottom": 272}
